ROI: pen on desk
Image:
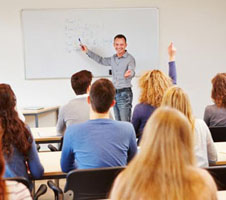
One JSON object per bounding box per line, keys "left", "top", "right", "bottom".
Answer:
{"left": 37, "top": 131, "right": 41, "bottom": 137}
{"left": 78, "top": 38, "right": 85, "bottom": 50}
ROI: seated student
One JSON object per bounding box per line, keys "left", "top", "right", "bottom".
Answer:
{"left": 0, "top": 84, "right": 44, "bottom": 182}
{"left": 161, "top": 86, "right": 217, "bottom": 167}
{"left": 60, "top": 79, "right": 137, "bottom": 172}
{"left": 204, "top": 73, "right": 226, "bottom": 127}
{"left": 56, "top": 70, "right": 93, "bottom": 135}
{"left": 110, "top": 107, "right": 217, "bottom": 200}
{"left": 131, "top": 42, "right": 177, "bottom": 142}
{"left": 0, "top": 125, "right": 32, "bottom": 200}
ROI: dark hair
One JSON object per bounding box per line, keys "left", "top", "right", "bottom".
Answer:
{"left": 0, "top": 123, "right": 7, "bottom": 200}
{"left": 114, "top": 34, "right": 127, "bottom": 43}
{"left": 90, "top": 79, "right": 115, "bottom": 113}
{"left": 71, "top": 70, "right": 93, "bottom": 95}
{"left": 0, "top": 84, "right": 32, "bottom": 159}
{"left": 211, "top": 73, "right": 226, "bottom": 108}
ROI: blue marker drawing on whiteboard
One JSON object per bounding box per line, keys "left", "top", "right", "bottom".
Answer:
{"left": 78, "top": 38, "right": 85, "bottom": 50}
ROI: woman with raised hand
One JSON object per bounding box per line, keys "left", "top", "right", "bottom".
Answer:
{"left": 204, "top": 73, "right": 226, "bottom": 127}
{"left": 161, "top": 86, "right": 217, "bottom": 167}
{"left": 110, "top": 107, "right": 217, "bottom": 200}
{"left": 131, "top": 42, "right": 176, "bottom": 143}
{"left": 0, "top": 84, "right": 44, "bottom": 184}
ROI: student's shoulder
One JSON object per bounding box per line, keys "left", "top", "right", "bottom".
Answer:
{"left": 194, "top": 168, "right": 218, "bottom": 199}
{"left": 65, "top": 121, "right": 89, "bottom": 135}
{"left": 195, "top": 168, "right": 217, "bottom": 188}
{"left": 114, "top": 120, "right": 134, "bottom": 130}
{"left": 61, "top": 98, "right": 84, "bottom": 110}
{"left": 134, "top": 103, "right": 154, "bottom": 110}
{"left": 195, "top": 118, "right": 210, "bottom": 133}
{"left": 205, "top": 104, "right": 217, "bottom": 112}
{"left": 195, "top": 118, "right": 207, "bottom": 126}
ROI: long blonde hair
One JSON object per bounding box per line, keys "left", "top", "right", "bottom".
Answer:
{"left": 110, "top": 107, "right": 211, "bottom": 200}
{"left": 139, "top": 70, "right": 172, "bottom": 107}
{"left": 161, "top": 86, "right": 195, "bottom": 131}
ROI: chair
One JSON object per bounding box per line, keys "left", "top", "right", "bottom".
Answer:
{"left": 5, "top": 177, "right": 30, "bottom": 189}
{"left": 48, "top": 137, "right": 64, "bottom": 151}
{"left": 48, "top": 180, "right": 64, "bottom": 200}
{"left": 36, "top": 144, "right": 41, "bottom": 151}
{"left": 5, "top": 177, "right": 47, "bottom": 199}
{"left": 209, "top": 127, "right": 226, "bottom": 142}
{"left": 206, "top": 166, "right": 226, "bottom": 190}
{"left": 48, "top": 166, "right": 125, "bottom": 200}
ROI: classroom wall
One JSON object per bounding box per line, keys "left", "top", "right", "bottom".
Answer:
{"left": 0, "top": 0, "right": 226, "bottom": 120}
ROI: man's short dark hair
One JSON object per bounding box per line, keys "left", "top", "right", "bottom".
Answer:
{"left": 114, "top": 34, "right": 127, "bottom": 43}
{"left": 90, "top": 79, "right": 116, "bottom": 113}
{"left": 71, "top": 70, "right": 92, "bottom": 95}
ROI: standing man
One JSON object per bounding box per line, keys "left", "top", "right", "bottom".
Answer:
{"left": 80, "top": 34, "right": 135, "bottom": 122}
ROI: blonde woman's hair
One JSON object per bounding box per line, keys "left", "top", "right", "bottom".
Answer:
{"left": 139, "top": 70, "right": 172, "bottom": 107}
{"left": 161, "top": 86, "right": 195, "bottom": 131}
{"left": 110, "top": 107, "right": 213, "bottom": 200}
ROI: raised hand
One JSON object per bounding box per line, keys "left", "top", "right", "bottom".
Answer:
{"left": 168, "top": 42, "right": 176, "bottom": 61}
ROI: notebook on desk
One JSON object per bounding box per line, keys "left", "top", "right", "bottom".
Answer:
{"left": 23, "top": 106, "right": 44, "bottom": 110}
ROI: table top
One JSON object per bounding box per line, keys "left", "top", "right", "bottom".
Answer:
{"left": 22, "top": 106, "right": 59, "bottom": 115}
{"left": 218, "top": 191, "right": 226, "bottom": 200}
{"left": 35, "top": 142, "right": 226, "bottom": 180}
{"left": 215, "top": 142, "right": 226, "bottom": 165}
{"left": 31, "top": 127, "right": 62, "bottom": 143}
{"left": 38, "top": 151, "right": 65, "bottom": 179}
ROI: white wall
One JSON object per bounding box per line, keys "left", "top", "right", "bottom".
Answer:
{"left": 0, "top": 0, "right": 226, "bottom": 119}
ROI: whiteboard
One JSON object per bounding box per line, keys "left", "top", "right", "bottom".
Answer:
{"left": 21, "top": 8, "right": 159, "bottom": 79}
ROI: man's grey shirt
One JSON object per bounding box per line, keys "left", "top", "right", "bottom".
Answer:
{"left": 87, "top": 50, "right": 136, "bottom": 89}
{"left": 56, "top": 94, "right": 90, "bottom": 135}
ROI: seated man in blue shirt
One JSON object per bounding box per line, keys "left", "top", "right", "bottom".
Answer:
{"left": 60, "top": 78, "right": 137, "bottom": 172}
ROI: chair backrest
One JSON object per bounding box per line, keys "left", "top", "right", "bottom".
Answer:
{"left": 64, "top": 166, "right": 125, "bottom": 200}
{"left": 209, "top": 127, "right": 226, "bottom": 142}
{"left": 4, "top": 177, "right": 30, "bottom": 190}
{"left": 206, "top": 166, "right": 226, "bottom": 190}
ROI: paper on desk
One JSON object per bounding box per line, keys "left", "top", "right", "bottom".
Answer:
{"left": 37, "top": 130, "right": 61, "bottom": 137}
{"left": 219, "top": 150, "right": 226, "bottom": 154}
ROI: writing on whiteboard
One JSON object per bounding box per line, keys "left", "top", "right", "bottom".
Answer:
{"left": 64, "top": 18, "right": 113, "bottom": 53}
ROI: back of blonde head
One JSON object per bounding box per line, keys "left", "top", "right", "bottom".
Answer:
{"left": 161, "top": 86, "right": 195, "bottom": 131}
{"left": 110, "top": 107, "right": 213, "bottom": 200}
{"left": 139, "top": 70, "right": 172, "bottom": 107}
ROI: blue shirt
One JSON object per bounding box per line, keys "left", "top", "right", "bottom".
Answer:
{"left": 60, "top": 119, "right": 137, "bottom": 172}
{"left": 4, "top": 139, "right": 44, "bottom": 180}
{"left": 87, "top": 50, "right": 136, "bottom": 89}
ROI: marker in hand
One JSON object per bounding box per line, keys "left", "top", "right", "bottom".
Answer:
{"left": 78, "top": 38, "right": 85, "bottom": 51}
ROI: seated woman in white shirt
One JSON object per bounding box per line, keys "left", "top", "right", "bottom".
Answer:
{"left": 161, "top": 86, "right": 217, "bottom": 167}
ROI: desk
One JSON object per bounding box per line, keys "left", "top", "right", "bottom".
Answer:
{"left": 22, "top": 106, "right": 59, "bottom": 127}
{"left": 31, "top": 127, "right": 62, "bottom": 144}
{"left": 215, "top": 142, "right": 226, "bottom": 165}
{"left": 37, "top": 151, "right": 65, "bottom": 180}
{"left": 218, "top": 191, "right": 226, "bottom": 200}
